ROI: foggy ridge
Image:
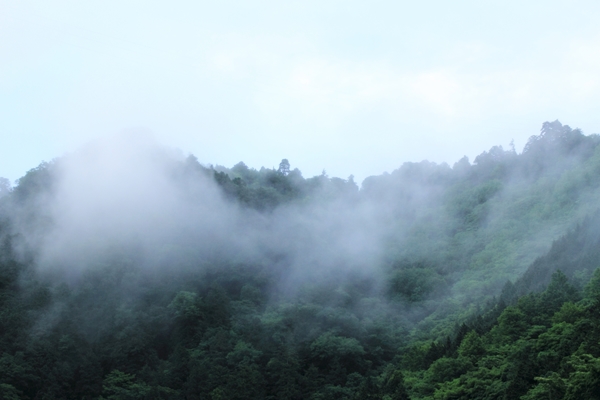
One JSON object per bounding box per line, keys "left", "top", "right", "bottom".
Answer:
{"left": 2, "top": 120, "right": 600, "bottom": 398}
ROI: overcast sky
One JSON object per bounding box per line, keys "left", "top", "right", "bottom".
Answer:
{"left": 2, "top": 0, "right": 600, "bottom": 184}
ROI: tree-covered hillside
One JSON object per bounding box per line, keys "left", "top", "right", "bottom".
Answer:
{"left": 2, "top": 121, "right": 600, "bottom": 399}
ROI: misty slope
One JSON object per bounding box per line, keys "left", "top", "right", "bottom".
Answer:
{"left": 400, "top": 212, "right": 600, "bottom": 399}
{"left": 2, "top": 121, "right": 600, "bottom": 398}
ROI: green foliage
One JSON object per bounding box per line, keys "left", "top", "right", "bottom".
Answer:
{"left": 564, "top": 352, "right": 600, "bottom": 399}
{"left": 521, "top": 372, "right": 566, "bottom": 400}
{"left": 388, "top": 263, "right": 446, "bottom": 303}
{"left": 0, "top": 383, "right": 21, "bottom": 400}
{"left": 102, "top": 370, "right": 149, "bottom": 399}
{"left": 584, "top": 267, "right": 600, "bottom": 301}
{"left": 4, "top": 121, "right": 600, "bottom": 398}
{"left": 403, "top": 267, "right": 600, "bottom": 398}
{"left": 457, "top": 331, "right": 484, "bottom": 361}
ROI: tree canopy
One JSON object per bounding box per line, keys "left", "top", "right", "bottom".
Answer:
{"left": 2, "top": 121, "right": 600, "bottom": 398}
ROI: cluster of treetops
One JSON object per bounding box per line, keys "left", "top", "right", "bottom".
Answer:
{"left": 1, "top": 121, "right": 600, "bottom": 398}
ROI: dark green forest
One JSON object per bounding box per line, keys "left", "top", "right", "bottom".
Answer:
{"left": 2, "top": 121, "right": 600, "bottom": 399}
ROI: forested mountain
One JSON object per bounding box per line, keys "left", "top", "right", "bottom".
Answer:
{"left": 2, "top": 121, "right": 600, "bottom": 399}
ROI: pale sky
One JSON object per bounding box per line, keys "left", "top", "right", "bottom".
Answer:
{"left": 2, "top": 0, "right": 600, "bottom": 184}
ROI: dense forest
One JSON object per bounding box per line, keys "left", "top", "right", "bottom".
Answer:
{"left": 2, "top": 121, "right": 600, "bottom": 399}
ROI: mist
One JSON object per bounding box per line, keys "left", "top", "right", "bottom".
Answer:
{"left": 6, "top": 122, "right": 595, "bottom": 304}
{"left": 4, "top": 121, "right": 600, "bottom": 398}
{"left": 5, "top": 133, "right": 392, "bottom": 298}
